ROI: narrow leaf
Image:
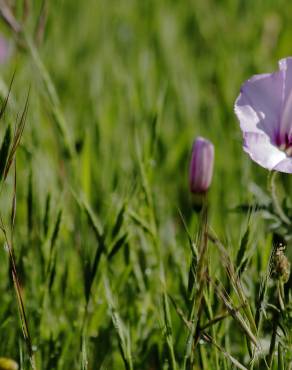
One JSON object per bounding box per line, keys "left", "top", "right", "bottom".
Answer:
{"left": 0, "top": 124, "right": 11, "bottom": 182}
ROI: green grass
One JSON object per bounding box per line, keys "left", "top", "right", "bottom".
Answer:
{"left": 0, "top": 0, "right": 291, "bottom": 369}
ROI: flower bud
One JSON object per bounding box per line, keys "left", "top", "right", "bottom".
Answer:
{"left": 189, "top": 137, "right": 214, "bottom": 194}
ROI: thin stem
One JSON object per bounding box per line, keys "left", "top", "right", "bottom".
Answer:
{"left": 183, "top": 195, "right": 209, "bottom": 370}
{"left": 268, "top": 171, "right": 290, "bottom": 225}
{"left": 277, "top": 281, "right": 285, "bottom": 311}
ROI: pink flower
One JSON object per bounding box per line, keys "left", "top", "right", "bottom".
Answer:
{"left": 189, "top": 137, "right": 214, "bottom": 193}
{"left": 235, "top": 57, "right": 292, "bottom": 173}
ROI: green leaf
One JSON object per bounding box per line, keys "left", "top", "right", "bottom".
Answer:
{"left": 0, "top": 125, "right": 11, "bottom": 182}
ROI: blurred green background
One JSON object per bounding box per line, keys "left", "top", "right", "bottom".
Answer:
{"left": 0, "top": 0, "right": 291, "bottom": 368}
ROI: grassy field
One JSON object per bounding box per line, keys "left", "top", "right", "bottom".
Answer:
{"left": 0, "top": 0, "right": 291, "bottom": 369}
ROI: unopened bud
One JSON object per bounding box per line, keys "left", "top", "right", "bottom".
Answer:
{"left": 189, "top": 137, "right": 214, "bottom": 194}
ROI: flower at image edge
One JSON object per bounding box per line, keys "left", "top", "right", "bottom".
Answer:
{"left": 234, "top": 57, "right": 292, "bottom": 173}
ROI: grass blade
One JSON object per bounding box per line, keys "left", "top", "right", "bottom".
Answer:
{"left": 0, "top": 124, "right": 11, "bottom": 182}
{"left": 104, "top": 277, "right": 133, "bottom": 370}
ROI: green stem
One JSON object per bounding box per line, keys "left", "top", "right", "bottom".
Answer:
{"left": 277, "top": 281, "right": 285, "bottom": 311}
{"left": 268, "top": 171, "right": 290, "bottom": 225}
{"left": 183, "top": 196, "right": 209, "bottom": 370}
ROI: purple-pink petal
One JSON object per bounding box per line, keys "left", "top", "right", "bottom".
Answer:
{"left": 273, "top": 157, "right": 292, "bottom": 173}
{"left": 279, "top": 57, "right": 292, "bottom": 107}
{"left": 277, "top": 58, "right": 292, "bottom": 143}
{"left": 243, "top": 132, "right": 286, "bottom": 170}
{"left": 235, "top": 72, "right": 283, "bottom": 141}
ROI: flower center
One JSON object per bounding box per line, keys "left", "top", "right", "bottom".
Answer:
{"left": 278, "top": 133, "right": 292, "bottom": 157}
{"left": 285, "top": 145, "right": 292, "bottom": 157}
{"left": 279, "top": 142, "right": 292, "bottom": 157}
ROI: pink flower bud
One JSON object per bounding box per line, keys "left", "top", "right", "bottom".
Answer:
{"left": 189, "top": 137, "right": 214, "bottom": 193}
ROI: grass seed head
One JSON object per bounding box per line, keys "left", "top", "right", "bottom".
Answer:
{"left": 273, "top": 244, "right": 291, "bottom": 283}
